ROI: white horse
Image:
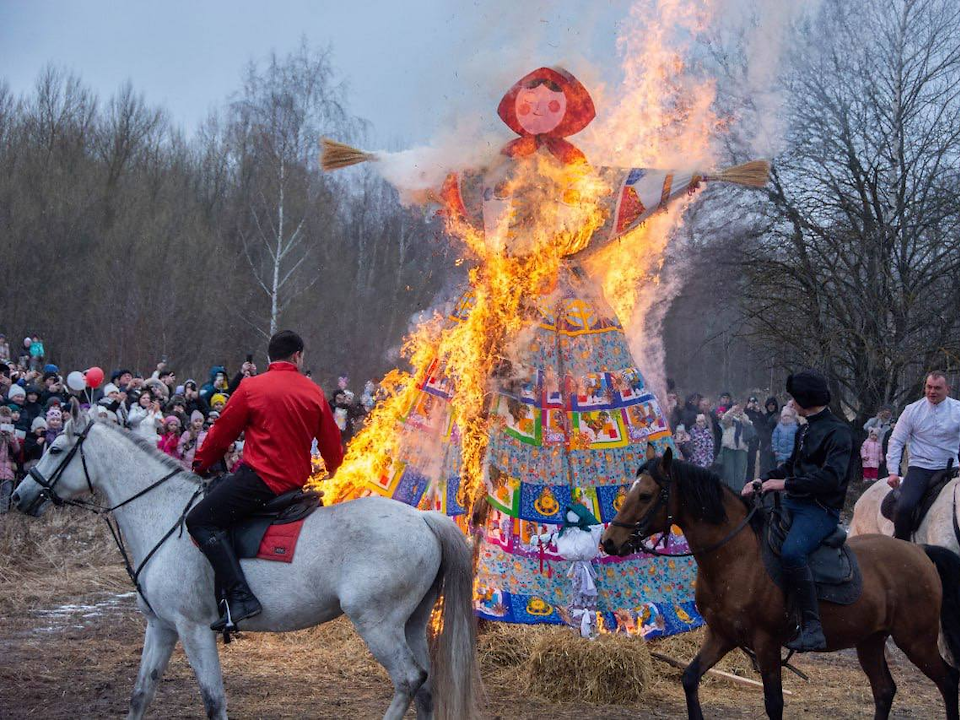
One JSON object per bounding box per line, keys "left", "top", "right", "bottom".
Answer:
{"left": 13, "top": 405, "right": 481, "bottom": 720}
{"left": 849, "top": 478, "right": 960, "bottom": 554}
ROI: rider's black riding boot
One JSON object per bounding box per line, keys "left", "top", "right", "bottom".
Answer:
{"left": 783, "top": 564, "right": 827, "bottom": 651}
{"left": 194, "top": 528, "right": 262, "bottom": 631}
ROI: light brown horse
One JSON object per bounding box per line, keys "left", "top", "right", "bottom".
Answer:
{"left": 601, "top": 447, "right": 960, "bottom": 720}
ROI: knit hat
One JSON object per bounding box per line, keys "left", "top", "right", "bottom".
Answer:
{"left": 110, "top": 368, "right": 132, "bottom": 383}
{"left": 184, "top": 379, "right": 197, "bottom": 390}
{"left": 102, "top": 383, "right": 120, "bottom": 396}
{"left": 175, "top": 385, "right": 185, "bottom": 396}
{"left": 189, "top": 410, "right": 204, "bottom": 423}
{"left": 8, "top": 384, "right": 25, "bottom": 401}
{"left": 46, "top": 407, "right": 62, "bottom": 421}
{"left": 43, "top": 364, "right": 59, "bottom": 374}
{"left": 23, "top": 337, "right": 32, "bottom": 347}
{"left": 45, "top": 397, "right": 61, "bottom": 408}
{"left": 164, "top": 415, "right": 181, "bottom": 427}
{"left": 786, "top": 370, "right": 831, "bottom": 409}
{"left": 43, "top": 371, "right": 58, "bottom": 383}
{"left": 210, "top": 393, "right": 228, "bottom": 406}
{"left": 31, "top": 416, "right": 47, "bottom": 431}
{"left": 24, "top": 384, "right": 40, "bottom": 398}
{"left": 6, "top": 403, "right": 20, "bottom": 413}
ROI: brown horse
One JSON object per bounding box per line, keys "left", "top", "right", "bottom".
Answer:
{"left": 601, "top": 447, "right": 960, "bottom": 720}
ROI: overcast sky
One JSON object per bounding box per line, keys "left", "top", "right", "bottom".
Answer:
{"left": 1, "top": 0, "right": 631, "bottom": 147}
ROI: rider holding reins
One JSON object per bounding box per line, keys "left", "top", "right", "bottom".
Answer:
{"left": 743, "top": 370, "right": 853, "bottom": 652}
{"left": 186, "top": 330, "right": 344, "bottom": 631}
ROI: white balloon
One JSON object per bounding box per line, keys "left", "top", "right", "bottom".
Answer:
{"left": 66, "top": 371, "right": 87, "bottom": 391}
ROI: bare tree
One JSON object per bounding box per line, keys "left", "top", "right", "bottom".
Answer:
{"left": 722, "top": 0, "right": 960, "bottom": 423}
{"left": 226, "top": 42, "right": 352, "bottom": 337}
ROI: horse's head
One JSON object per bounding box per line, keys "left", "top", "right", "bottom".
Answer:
{"left": 601, "top": 445, "right": 675, "bottom": 556}
{"left": 13, "top": 399, "right": 94, "bottom": 516}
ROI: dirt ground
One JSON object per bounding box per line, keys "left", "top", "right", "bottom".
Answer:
{"left": 0, "top": 508, "right": 947, "bottom": 719}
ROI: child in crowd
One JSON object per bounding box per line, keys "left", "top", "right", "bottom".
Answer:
{"left": 0, "top": 406, "right": 21, "bottom": 513}
{"left": 771, "top": 405, "right": 800, "bottom": 466}
{"left": 860, "top": 427, "right": 882, "bottom": 482}
{"left": 29, "top": 334, "right": 45, "bottom": 371}
{"left": 209, "top": 393, "right": 228, "bottom": 414}
{"left": 24, "top": 416, "right": 47, "bottom": 470}
{"left": 0, "top": 333, "right": 10, "bottom": 363}
{"left": 689, "top": 413, "right": 715, "bottom": 468}
{"left": 157, "top": 415, "right": 182, "bottom": 458}
{"left": 178, "top": 411, "right": 206, "bottom": 470}
{"left": 45, "top": 407, "right": 63, "bottom": 444}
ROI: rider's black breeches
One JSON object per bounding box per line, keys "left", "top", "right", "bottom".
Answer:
{"left": 893, "top": 466, "right": 940, "bottom": 541}
{"left": 186, "top": 465, "right": 276, "bottom": 541}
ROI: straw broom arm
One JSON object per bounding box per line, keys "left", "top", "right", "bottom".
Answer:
{"left": 649, "top": 651, "right": 793, "bottom": 695}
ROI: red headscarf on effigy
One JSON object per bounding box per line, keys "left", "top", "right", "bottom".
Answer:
{"left": 498, "top": 66, "right": 596, "bottom": 165}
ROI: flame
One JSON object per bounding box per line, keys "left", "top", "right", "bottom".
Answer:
{"left": 320, "top": 153, "right": 613, "bottom": 508}
{"left": 315, "top": 0, "right": 723, "bottom": 543}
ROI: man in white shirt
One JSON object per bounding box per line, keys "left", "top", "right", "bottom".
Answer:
{"left": 886, "top": 371, "right": 960, "bottom": 540}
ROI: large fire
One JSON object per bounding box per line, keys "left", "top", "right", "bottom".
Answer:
{"left": 316, "top": 0, "right": 724, "bottom": 521}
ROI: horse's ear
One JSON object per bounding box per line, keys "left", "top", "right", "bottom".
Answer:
{"left": 645, "top": 443, "right": 657, "bottom": 461}
{"left": 69, "top": 397, "right": 82, "bottom": 425}
{"left": 662, "top": 446, "right": 674, "bottom": 473}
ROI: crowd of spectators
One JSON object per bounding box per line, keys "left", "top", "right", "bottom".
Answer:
{"left": 663, "top": 379, "right": 899, "bottom": 493}
{"left": 0, "top": 333, "right": 377, "bottom": 512}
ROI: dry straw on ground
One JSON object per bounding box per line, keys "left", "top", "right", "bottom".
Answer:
{"left": 526, "top": 627, "right": 654, "bottom": 704}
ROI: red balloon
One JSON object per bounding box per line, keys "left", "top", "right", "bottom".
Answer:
{"left": 85, "top": 366, "right": 105, "bottom": 389}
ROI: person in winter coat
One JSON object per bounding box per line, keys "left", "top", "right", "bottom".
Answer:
{"left": 744, "top": 396, "right": 766, "bottom": 481}
{"left": 758, "top": 396, "right": 780, "bottom": 475}
{"left": 28, "top": 334, "right": 45, "bottom": 371}
{"left": 183, "top": 379, "right": 210, "bottom": 419}
{"left": 44, "top": 407, "right": 63, "bottom": 445}
{"left": 178, "top": 411, "right": 206, "bottom": 470}
{"left": 0, "top": 334, "right": 10, "bottom": 363}
{"left": 771, "top": 405, "right": 800, "bottom": 465}
{"left": 689, "top": 413, "right": 715, "bottom": 468}
{"left": 719, "top": 403, "right": 753, "bottom": 491}
{"left": 19, "top": 385, "right": 43, "bottom": 430}
{"left": 200, "top": 365, "right": 229, "bottom": 403}
{"left": 24, "top": 416, "right": 47, "bottom": 470}
{"left": 0, "top": 406, "right": 21, "bottom": 513}
{"left": 157, "top": 416, "right": 182, "bottom": 458}
{"left": 678, "top": 392, "right": 702, "bottom": 430}
{"left": 860, "top": 428, "right": 882, "bottom": 482}
{"left": 40, "top": 372, "right": 65, "bottom": 406}
{"left": 127, "top": 390, "right": 164, "bottom": 440}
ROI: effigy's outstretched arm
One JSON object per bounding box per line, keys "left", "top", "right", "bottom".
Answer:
{"left": 576, "top": 160, "right": 769, "bottom": 257}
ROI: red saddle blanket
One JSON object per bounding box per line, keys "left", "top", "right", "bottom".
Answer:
{"left": 255, "top": 519, "right": 305, "bottom": 563}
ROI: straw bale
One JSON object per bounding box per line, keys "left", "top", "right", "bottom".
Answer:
{"left": 525, "top": 627, "right": 653, "bottom": 704}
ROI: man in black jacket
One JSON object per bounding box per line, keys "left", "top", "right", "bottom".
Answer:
{"left": 743, "top": 370, "right": 853, "bottom": 651}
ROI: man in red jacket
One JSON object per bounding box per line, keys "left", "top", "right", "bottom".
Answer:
{"left": 186, "top": 330, "right": 343, "bottom": 631}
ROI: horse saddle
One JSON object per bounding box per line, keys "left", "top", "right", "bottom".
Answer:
{"left": 880, "top": 462, "right": 958, "bottom": 535}
{"left": 229, "top": 488, "right": 322, "bottom": 560}
{"left": 761, "top": 504, "right": 862, "bottom": 605}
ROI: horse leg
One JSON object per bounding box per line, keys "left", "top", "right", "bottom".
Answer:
{"left": 894, "top": 628, "right": 959, "bottom": 720}
{"left": 126, "top": 619, "right": 178, "bottom": 720}
{"left": 681, "top": 626, "right": 736, "bottom": 720}
{"left": 855, "top": 633, "right": 896, "bottom": 719}
{"left": 178, "top": 622, "right": 228, "bottom": 720}
{"left": 354, "top": 617, "right": 427, "bottom": 720}
{"left": 405, "top": 585, "right": 439, "bottom": 720}
{"left": 753, "top": 632, "right": 784, "bottom": 720}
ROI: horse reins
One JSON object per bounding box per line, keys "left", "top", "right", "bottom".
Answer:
{"left": 609, "top": 465, "right": 761, "bottom": 558}
{"left": 28, "top": 420, "right": 202, "bottom": 614}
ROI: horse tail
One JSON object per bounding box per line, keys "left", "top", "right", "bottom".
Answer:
{"left": 923, "top": 544, "right": 960, "bottom": 669}
{"left": 422, "top": 512, "right": 482, "bottom": 720}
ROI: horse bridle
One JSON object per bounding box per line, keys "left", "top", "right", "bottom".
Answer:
{"left": 609, "top": 461, "right": 760, "bottom": 558}
{"left": 27, "top": 419, "right": 201, "bottom": 613}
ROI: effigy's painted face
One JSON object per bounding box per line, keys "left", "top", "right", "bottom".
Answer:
{"left": 515, "top": 84, "right": 567, "bottom": 135}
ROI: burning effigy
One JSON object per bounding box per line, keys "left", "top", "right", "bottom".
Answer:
{"left": 317, "top": 58, "right": 766, "bottom": 637}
